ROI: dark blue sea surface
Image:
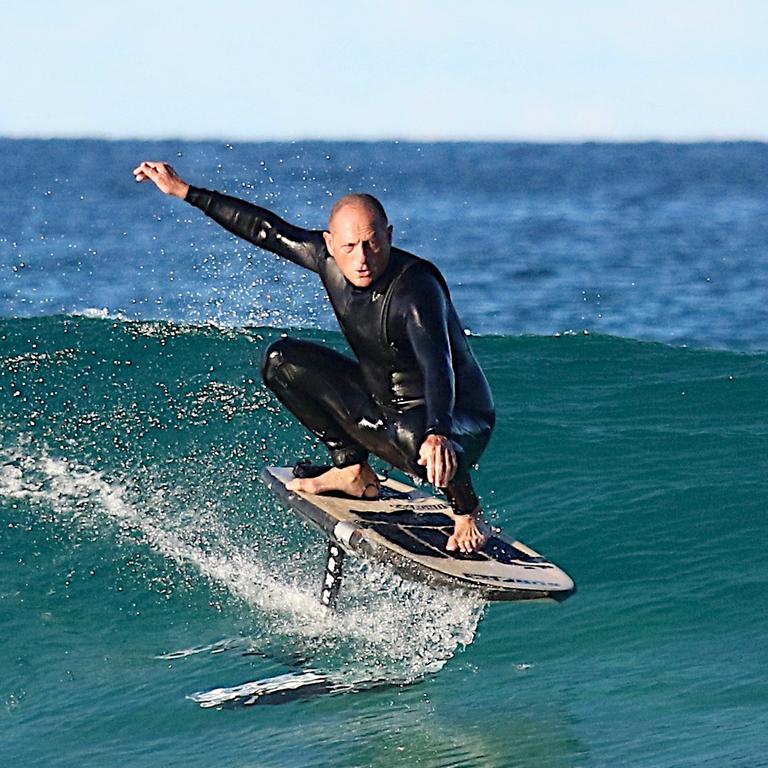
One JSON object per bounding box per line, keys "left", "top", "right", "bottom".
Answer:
{"left": 1, "top": 140, "right": 767, "bottom": 767}
{"left": 2, "top": 139, "right": 768, "bottom": 349}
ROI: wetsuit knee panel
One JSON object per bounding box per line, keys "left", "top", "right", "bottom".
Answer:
{"left": 261, "top": 338, "right": 297, "bottom": 387}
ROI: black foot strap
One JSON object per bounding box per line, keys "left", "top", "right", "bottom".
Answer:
{"left": 293, "top": 460, "right": 332, "bottom": 479}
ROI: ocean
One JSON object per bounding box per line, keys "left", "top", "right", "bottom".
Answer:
{"left": 1, "top": 139, "right": 767, "bottom": 767}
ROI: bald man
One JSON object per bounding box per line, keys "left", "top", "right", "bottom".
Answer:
{"left": 134, "top": 161, "right": 495, "bottom": 554}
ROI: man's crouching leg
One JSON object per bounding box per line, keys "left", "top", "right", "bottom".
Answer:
{"left": 262, "top": 338, "right": 381, "bottom": 500}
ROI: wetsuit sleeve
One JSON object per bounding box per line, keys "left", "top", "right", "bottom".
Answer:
{"left": 394, "top": 269, "right": 456, "bottom": 438}
{"left": 185, "top": 186, "right": 324, "bottom": 272}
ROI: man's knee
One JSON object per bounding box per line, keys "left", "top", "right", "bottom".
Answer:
{"left": 261, "top": 337, "right": 300, "bottom": 388}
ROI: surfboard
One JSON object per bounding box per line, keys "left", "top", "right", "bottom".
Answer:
{"left": 261, "top": 466, "right": 575, "bottom": 603}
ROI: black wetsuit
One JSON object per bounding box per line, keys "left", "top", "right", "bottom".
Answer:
{"left": 185, "top": 187, "right": 495, "bottom": 511}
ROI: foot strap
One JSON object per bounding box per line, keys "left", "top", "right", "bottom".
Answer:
{"left": 292, "top": 460, "right": 332, "bottom": 479}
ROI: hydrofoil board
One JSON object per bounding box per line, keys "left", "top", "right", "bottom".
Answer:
{"left": 261, "top": 466, "right": 575, "bottom": 603}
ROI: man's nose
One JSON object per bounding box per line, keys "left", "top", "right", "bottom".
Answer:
{"left": 354, "top": 243, "right": 369, "bottom": 264}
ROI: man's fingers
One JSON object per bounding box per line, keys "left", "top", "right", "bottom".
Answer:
{"left": 427, "top": 451, "right": 435, "bottom": 484}
{"left": 424, "top": 446, "right": 456, "bottom": 487}
{"left": 433, "top": 448, "right": 443, "bottom": 486}
{"left": 437, "top": 444, "right": 457, "bottom": 487}
{"left": 133, "top": 162, "right": 158, "bottom": 182}
{"left": 445, "top": 447, "right": 457, "bottom": 484}
{"left": 152, "top": 162, "right": 176, "bottom": 177}
{"left": 419, "top": 436, "right": 459, "bottom": 487}
{"left": 133, "top": 161, "right": 166, "bottom": 176}
{"left": 133, "top": 161, "right": 188, "bottom": 199}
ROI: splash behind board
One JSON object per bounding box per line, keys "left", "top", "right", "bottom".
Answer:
{"left": 261, "top": 467, "right": 575, "bottom": 602}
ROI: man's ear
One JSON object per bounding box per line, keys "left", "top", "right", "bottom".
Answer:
{"left": 323, "top": 230, "right": 333, "bottom": 254}
{"left": 386, "top": 224, "right": 393, "bottom": 244}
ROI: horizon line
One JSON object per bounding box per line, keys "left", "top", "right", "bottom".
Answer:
{"left": 1, "top": 132, "right": 767, "bottom": 145}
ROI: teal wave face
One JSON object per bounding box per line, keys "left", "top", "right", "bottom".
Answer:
{"left": 2, "top": 315, "right": 767, "bottom": 767}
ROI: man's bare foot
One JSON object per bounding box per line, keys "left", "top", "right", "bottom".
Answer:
{"left": 286, "top": 462, "right": 380, "bottom": 499}
{"left": 446, "top": 510, "right": 488, "bottom": 554}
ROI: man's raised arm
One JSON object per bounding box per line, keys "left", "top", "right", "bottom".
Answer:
{"left": 133, "top": 161, "right": 324, "bottom": 272}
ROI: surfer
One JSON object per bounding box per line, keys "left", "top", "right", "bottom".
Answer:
{"left": 134, "top": 161, "right": 495, "bottom": 554}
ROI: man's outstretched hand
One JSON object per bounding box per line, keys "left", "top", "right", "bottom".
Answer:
{"left": 417, "top": 433, "right": 457, "bottom": 488}
{"left": 133, "top": 161, "right": 189, "bottom": 199}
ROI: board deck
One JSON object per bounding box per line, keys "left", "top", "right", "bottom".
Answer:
{"left": 261, "top": 467, "right": 575, "bottom": 602}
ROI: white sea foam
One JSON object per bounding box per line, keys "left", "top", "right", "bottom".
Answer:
{"left": 155, "top": 638, "right": 247, "bottom": 660}
{"left": 189, "top": 670, "right": 346, "bottom": 708}
{"left": 75, "top": 307, "right": 130, "bottom": 322}
{"left": 0, "top": 439, "right": 485, "bottom": 695}
{"left": 0, "top": 441, "right": 326, "bottom": 618}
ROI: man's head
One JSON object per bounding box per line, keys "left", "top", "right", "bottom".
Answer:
{"left": 323, "top": 194, "right": 392, "bottom": 288}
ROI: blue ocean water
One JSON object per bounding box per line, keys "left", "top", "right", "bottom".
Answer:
{"left": 1, "top": 140, "right": 767, "bottom": 767}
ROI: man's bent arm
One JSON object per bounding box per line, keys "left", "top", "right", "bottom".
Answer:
{"left": 396, "top": 270, "right": 456, "bottom": 438}
{"left": 185, "top": 187, "right": 324, "bottom": 272}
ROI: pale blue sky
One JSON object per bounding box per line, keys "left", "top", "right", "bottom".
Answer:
{"left": 3, "top": 0, "right": 767, "bottom": 141}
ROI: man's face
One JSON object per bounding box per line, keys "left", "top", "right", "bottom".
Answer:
{"left": 323, "top": 204, "right": 392, "bottom": 288}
